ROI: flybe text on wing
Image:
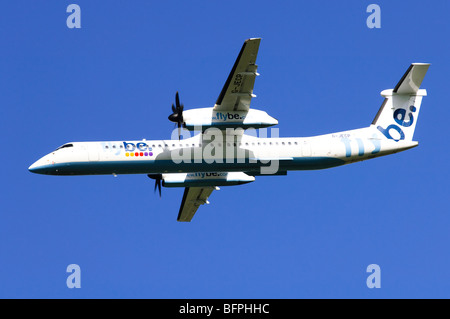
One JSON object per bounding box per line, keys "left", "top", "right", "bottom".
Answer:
{"left": 212, "top": 112, "right": 246, "bottom": 121}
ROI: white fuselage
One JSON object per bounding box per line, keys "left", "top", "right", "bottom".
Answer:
{"left": 28, "top": 125, "right": 417, "bottom": 176}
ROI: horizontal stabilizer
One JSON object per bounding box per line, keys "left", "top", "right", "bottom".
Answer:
{"left": 393, "top": 63, "right": 430, "bottom": 94}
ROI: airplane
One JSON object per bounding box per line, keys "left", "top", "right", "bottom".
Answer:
{"left": 29, "top": 38, "right": 430, "bottom": 222}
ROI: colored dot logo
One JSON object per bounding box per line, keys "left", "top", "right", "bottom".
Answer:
{"left": 122, "top": 142, "right": 153, "bottom": 158}
{"left": 125, "top": 151, "right": 153, "bottom": 157}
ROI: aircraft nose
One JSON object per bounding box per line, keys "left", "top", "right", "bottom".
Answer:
{"left": 28, "top": 155, "right": 51, "bottom": 174}
{"left": 29, "top": 160, "right": 43, "bottom": 174}
{"left": 28, "top": 161, "right": 37, "bottom": 172}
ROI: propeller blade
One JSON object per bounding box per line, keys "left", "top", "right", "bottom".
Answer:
{"left": 175, "top": 91, "right": 180, "bottom": 108}
{"left": 157, "top": 180, "right": 162, "bottom": 197}
{"left": 168, "top": 92, "right": 184, "bottom": 131}
{"left": 148, "top": 174, "right": 162, "bottom": 197}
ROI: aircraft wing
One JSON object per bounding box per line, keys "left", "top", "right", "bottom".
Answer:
{"left": 214, "top": 38, "right": 261, "bottom": 112}
{"left": 177, "top": 186, "right": 215, "bottom": 222}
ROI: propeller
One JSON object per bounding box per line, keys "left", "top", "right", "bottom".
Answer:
{"left": 168, "top": 91, "right": 184, "bottom": 139}
{"left": 147, "top": 174, "right": 162, "bottom": 197}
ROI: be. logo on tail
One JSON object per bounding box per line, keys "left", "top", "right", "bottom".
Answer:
{"left": 377, "top": 105, "right": 416, "bottom": 141}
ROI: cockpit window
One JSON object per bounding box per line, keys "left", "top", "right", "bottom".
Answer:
{"left": 55, "top": 143, "right": 73, "bottom": 151}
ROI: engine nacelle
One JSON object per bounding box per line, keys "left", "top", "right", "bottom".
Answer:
{"left": 162, "top": 172, "right": 255, "bottom": 188}
{"left": 182, "top": 107, "right": 278, "bottom": 130}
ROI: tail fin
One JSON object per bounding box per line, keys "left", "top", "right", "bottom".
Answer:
{"left": 372, "top": 63, "right": 430, "bottom": 141}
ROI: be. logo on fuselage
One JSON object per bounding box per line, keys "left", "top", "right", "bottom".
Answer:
{"left": 123, "top": 142, "right": 153, "bottom": 157}
{"left": 377, "top": 105, "right": 416, "bottom": 141}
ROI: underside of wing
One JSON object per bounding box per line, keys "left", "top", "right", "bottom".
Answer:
{"left": 214, "top": 38, "right": 261, "bottom": 112}
{"left": 177, "top": 186, "right": 215, "bottom": 222}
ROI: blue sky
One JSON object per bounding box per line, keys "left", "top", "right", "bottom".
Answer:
{"left": 1, "top": 1, "right": 449, "bottom": 298}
